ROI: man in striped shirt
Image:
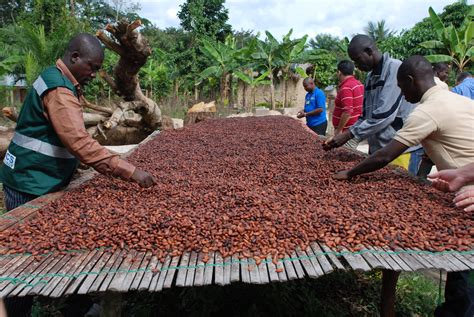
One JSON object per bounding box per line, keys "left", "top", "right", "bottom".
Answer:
{"left": 333, "top": 60, "right": 364, "bottom": 149}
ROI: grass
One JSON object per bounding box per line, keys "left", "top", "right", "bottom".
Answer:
{"left": 30, "top": 271, "right": 441, "bottom": 317}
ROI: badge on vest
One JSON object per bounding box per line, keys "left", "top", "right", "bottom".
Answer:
{"left": 4, "top": 150, "right": 16, "bottom": 169}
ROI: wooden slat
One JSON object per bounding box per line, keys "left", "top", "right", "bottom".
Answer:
{"left": 441, "top": 253, "right": 470, "bottom": 271}
{"left": 295, "top": 248, "right": 318, "bottom": 278}
{"left": 28, "top": 254, "right": 72, "bottom": 296}
{"left": 124, "top": 251, "right": 146, "bottom": 291}
{"left": 193, "top": 253, "right": 206, "bottom": 287}
{"left": 65, "top": 250, "right": 105, "bottom": 295}
{"left": 81, "top": 250, "right": 118, "bottom": 294}
{"left": 340, "top": 248, "right": 371, "bottom": 272}
{"left": 163, "top": 256, "right": 181, "bottom": 289}
{"left": 310, "top": 243, "right": 334, "bottom": 273}
{"left": 320, "top": 244, "right": 344, "bottom": 270}
{"left": 176, "top": 252, "right": 190, "bottom": 287}
{"left": 0, "top": 255, "right": 33, "bottom": 291}
{"left": 240, "top": 257, "right": 251, "bottom": 284}
{"left": 359, "top": 248, "right": 385, "bottom": 270}
{"left": 382, "top": 247, "right": 412, "bottom": 271}
{"left": 214, "top": 253, "right": 225, "bottom": 286}
{"left": 203, "top": 252, "right": 215, "bottom": 286}
{"left": 230, "top": 254, "right": 240, "bottom": 283}
{"left": 10, "top": 255, "right": 56, "bottom": 297}
{"left": 184, "top": 252, "right": 198, "bottom": 287}
{"left": 453, "top": 253, "right": 474, "bottom": 270}
{"left": 223, "top": 256, "right": 232, "bottom": 285}
{"left": 146, "top": 258, "right": 164, "bottom": 292}
{"left": 276, "top": 259, "right": 288, "bottom": 282}
{"left": 392, "top": 249, "right": 424, "bottom": 271}
{"left": 138, "top": 255, "right": 159, "bottom": 291}
{"left": 0, "top": 256, "right": 36, "bottom": 298}
{"left": 290, "top": 251, "right": 305, "bottom": 279}
{"left": 46, "top": 251, "right": 94, "bottom": 297}
{"left": 266, "top": 255, "right": 280, "bottom": 282}
{"left": 409, "top": 250, "right": 437, "bottom": 270}
{"left": 155, "top": 256, "right": 171, "bottom": 291}
{"left": 283, "top": 254, "right": 298, "bottom": 280}
{"left": 0, "top": 256, "right": 22, "bottom": 275}
{"left": 109, "top": 250, "right": 137, "bottom": 292}
{"left": 99, "top": 250, "right": 126, "bottom": 292}
{"left": 305, "top": 246, "right": 324, "bottom": 277}
{"left": 369, "top": 247, "right": 402, "bottom": 271}
{"left": 422, "top": 251, "right": 456, "bottom": 272}
{"left": 248, "top": 258, "right": 261, "bottom": 284}
{"left": 257, "top": 260, "right": 269, "bottom": 284}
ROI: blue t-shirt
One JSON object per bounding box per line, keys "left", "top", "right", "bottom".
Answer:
{"left": 304, "top": 88, "right": 327, "bottom": 127}
{"left": 452, "top": 78, "right": 474, "bottom": 100}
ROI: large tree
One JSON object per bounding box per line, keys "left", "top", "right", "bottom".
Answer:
{"left": 178, "top": 0, "right": 231, "bottom": 41}
{"left": 364, "top": 20, "right": 395, "bottom": 42}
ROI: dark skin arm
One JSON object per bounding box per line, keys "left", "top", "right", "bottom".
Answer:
{"left": 297, "top": 108, "right": 324, "bottom": 118}
{"left": 323, "top": 130, "right": 352, "bottom": 151}
{"left": 333, "top": 140, "right": 408, "bottom": 180}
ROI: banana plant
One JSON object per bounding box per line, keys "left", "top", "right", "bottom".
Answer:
{"left": 278, "top": 30, "right": 308, "bottom": 108}
{"left": 234, "top": 70, "right": 271, "bottom": 112}
{"left": 197, "top": 36, "right": 238, "bottom": 105}
{"left": 420, "top": 6, "right": 474, "bottom": 72}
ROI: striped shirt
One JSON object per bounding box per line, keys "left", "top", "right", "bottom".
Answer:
{"left": 333, "top": 76, "right": 364, "bottom": 131}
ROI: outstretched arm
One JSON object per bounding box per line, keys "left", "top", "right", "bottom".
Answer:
{"left": 333, "top": 140, "right": 408, "bottom": 180}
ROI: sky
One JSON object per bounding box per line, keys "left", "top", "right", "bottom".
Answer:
{"left": 137, "top": 0, "right": 460, "bottom": 39}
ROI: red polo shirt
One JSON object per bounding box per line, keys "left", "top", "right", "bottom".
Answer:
{"left": 333, "top": 76, "right": 364, "bottom": 131}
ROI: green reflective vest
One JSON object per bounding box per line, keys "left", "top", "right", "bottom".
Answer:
{"left": 0, "top": 66, "right": 79, "bottom": 196}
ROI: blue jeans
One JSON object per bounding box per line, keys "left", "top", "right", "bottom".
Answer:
{"left": 408, "top": 147, "right": 425, "bottom": 176}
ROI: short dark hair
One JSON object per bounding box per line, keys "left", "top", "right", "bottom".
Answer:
{"left": 432, "top": 62, "right": 448, "bottom": 72}
{"left": 337, "top": 60, "right": 355, "bottom": 76}
{"left": 457, "top": 72, "right": 472, "bottom": 83}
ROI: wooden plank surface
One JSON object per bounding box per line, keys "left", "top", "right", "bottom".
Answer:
{"left": 214, "top": 253, "right": 225, "bottom": 286}
{"left": 50, "top": 251, "right": 97, "bottom": 298}
{"left": 382, "top": 247, "right": 412, "bottom": 271}
{"left": 65, "top": 250, "right": 104, "bottom": 295}
{"left": 320, "top": 244, "right": 345, "bottom": 270}
{"left": 295, "top": 248, "right": 318, "bottom": 278}
{"left": 124, "top": 251, "right": 146, "bottom": 291}
{"left": 370, "top": 247, "right": 402, "bottom": 271}
{"left": 240, "top": 257, "right": 251, "bottom": 284}
{"left": 109, "top": 250, "right": 137, "bottom": 292}
{"left": 193, "top": 253, "right": 206, "bottom": 287}
{"left": 155, "top": 256, "right": 171, "bottom": 292}
{"left": 163, "top": 256, "right": 181, "bottom": 289}
{"left": 203, "top": 252, "right": 215, "bottom": 286}
{"left": 266, "top": 255, "right": 280, "bottom": 282}
{"left": 290, "top": 251, "right": 305, "bottom": 279}
{"left": 184, "top": 252, "right": 198, "bottom": 287}
{"left": 28, "top": 254, "right": 72, "bottom": 296}
{"left": 230, "top": 254, "right": 240, "bottom": 283}
{"left": 223, "top": 256, "right": 232, "bottom": 285}
{"left": 146, "top": 257, "right": 163, "bottom": 292}
{"left": 340, "top": 248, "right": 371, "bottom": 272}
{"left": 138, "top": 255, "right": 159, "bottom": 291}
{"left": 176, "top": 252, "right": 190, "bottom": 287}
{"left": 311, "top": 243, "right": 334, "bottom": 274}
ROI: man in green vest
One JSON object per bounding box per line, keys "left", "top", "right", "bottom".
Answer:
{"left": 0, "top": 33, "right": 156, "bottom": 212}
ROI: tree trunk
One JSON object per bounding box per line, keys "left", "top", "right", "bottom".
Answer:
{"left": 269, "top": 72, "right": 276, "bottom": 110}
{"left": 94, "top": 20, "right": 162, "bottom": 145}
{"left": 242, "top": 82, "right": 247, "bottom": 112}
{"left": 284, "top": 77, "right": 288, "bottom": 109}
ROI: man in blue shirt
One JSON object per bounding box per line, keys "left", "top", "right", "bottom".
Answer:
{"left": 297, "top": 77, "right": 327, "bottom": 135}
{"left": 452, "top": 72, "right": 474, "bottom": 99}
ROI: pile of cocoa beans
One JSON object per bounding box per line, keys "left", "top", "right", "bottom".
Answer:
{"left": 1, "top": 117, "right": 472, "bottom": 262}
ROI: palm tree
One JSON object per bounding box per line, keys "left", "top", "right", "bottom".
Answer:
{"left": 364, "top": 20, "right": 395, "bottom": 42}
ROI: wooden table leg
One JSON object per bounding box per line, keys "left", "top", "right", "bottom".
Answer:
{"left": 381, "top": 269, "right": 400, "bottom": 317}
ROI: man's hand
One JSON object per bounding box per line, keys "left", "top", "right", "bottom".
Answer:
{"left": 453, "top": 187, "right": 474, "bottom": 212}
{"left": 323, "top": 130, "right": 352, "bottom": 151}
{"left": 333, "top": 129, "right": 342, "bottom": 137}
{"left": 333, "top": 170, "right": 351, "bottom": 181}
{"left": 296, "top": 111, "right": 306, "bottom": 119}
{"left": 428, "top": 169, "right": 466, "bottom": 192}
{"left": 131, "top": 169, "right": 156, "bottom": 188}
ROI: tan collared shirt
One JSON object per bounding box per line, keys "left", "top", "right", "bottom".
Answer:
{"left": 41, "top": 59, "right": 136, "bottom": 180}
{"left": 394, "top": 85, "right": 474, "bottom": 173}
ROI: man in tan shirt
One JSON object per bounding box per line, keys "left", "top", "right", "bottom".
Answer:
{"left": 332, "top": 55, "right": 474, "bottom": 317}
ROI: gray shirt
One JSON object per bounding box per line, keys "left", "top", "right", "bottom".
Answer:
{"left": 349, "top": 53, "right": 416, "bottom": 154}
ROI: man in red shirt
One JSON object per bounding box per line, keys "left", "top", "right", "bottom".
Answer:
{"left": 333, "top": 60, "right": 364, "bottom": 149}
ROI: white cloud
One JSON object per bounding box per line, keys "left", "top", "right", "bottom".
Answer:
{"left": 139, "top": 0, "right": 455, "bottom": 40}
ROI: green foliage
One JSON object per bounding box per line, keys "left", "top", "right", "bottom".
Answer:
{"left": 420, "top": 5, "right": 473, "bottom": 71}
{"left": 301, "top": 49, "right": 337, "bottom": 88}
{"left": 178, "top": 0, "right": 231, "bottom": 41}
{"left": 397, "top": 273, "right": 441, "bottom": 316}
{"left": 364, "top": 20, "right": 395, "bottom": 42}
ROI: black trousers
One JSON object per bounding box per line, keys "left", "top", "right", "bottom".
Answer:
{"left": 309, "top": 121, "right": 327, "bottom": 136}
{"left": 435, "top": 271, "right": 474, "bottom": 317}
